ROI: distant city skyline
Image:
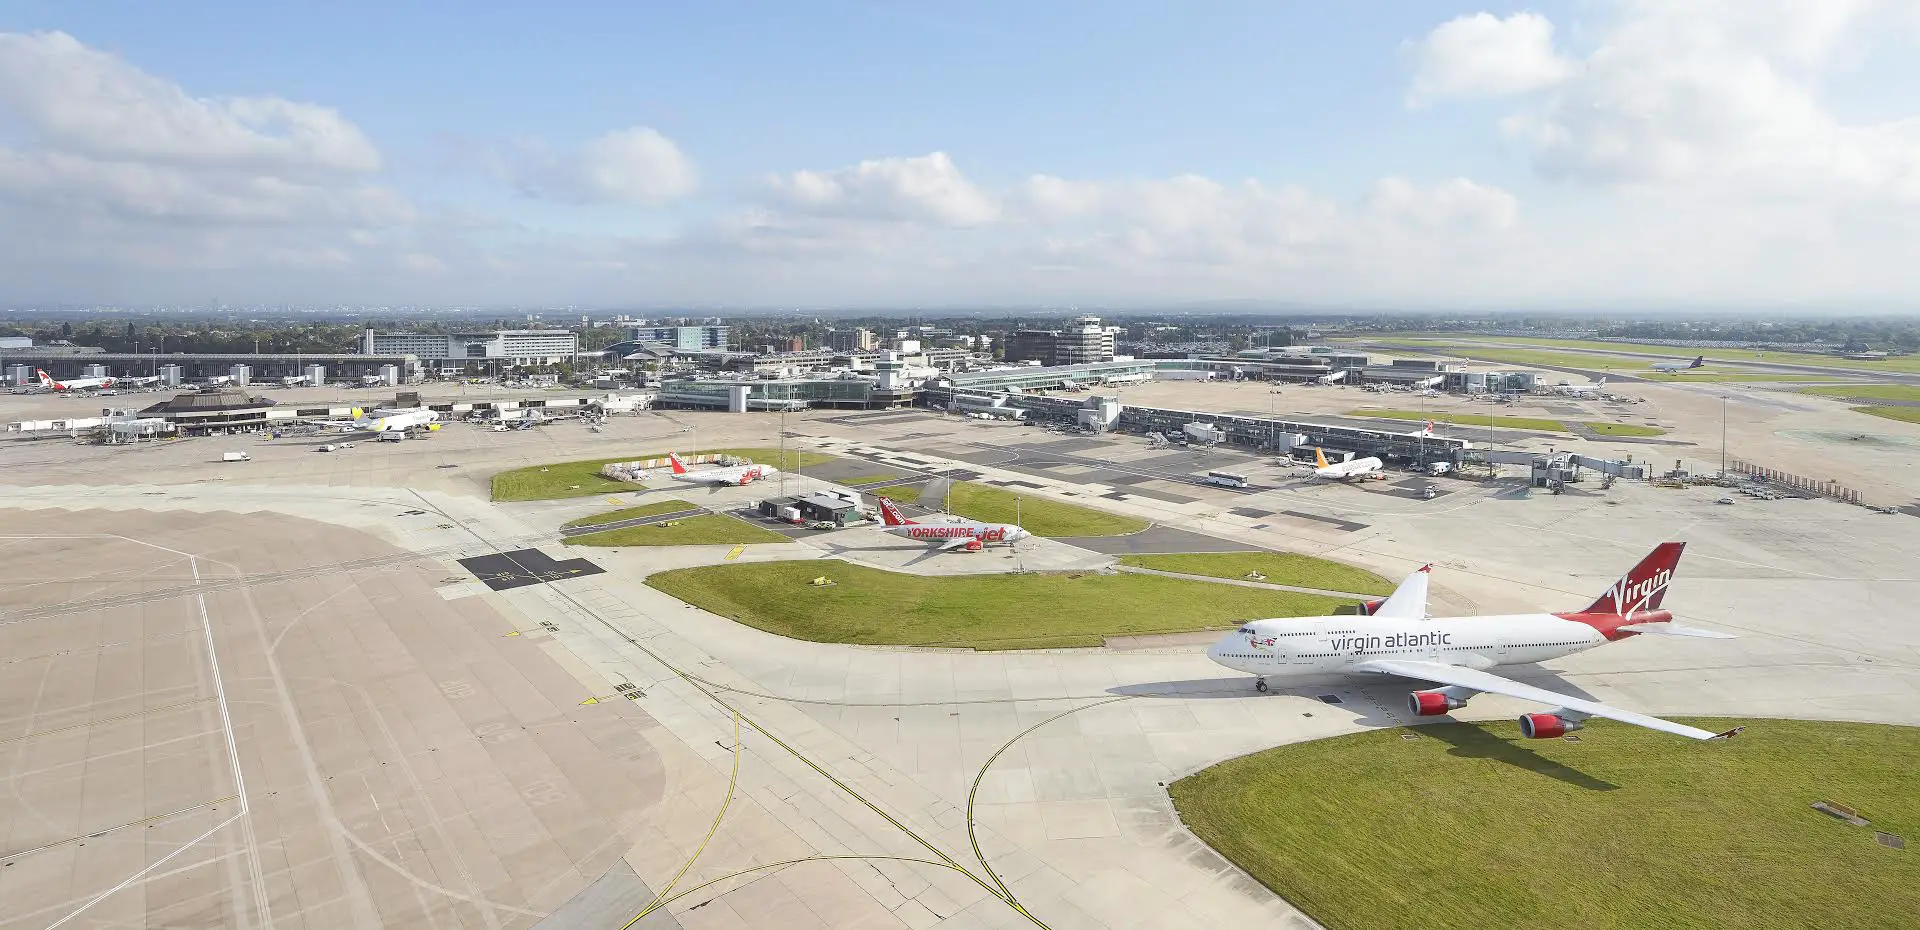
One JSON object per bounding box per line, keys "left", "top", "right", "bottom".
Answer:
{"left": 3, "top": 2, "right": 1919, "bottom": 310}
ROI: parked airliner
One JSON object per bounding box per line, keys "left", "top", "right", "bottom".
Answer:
{"left": 1206, "top": 543, "right": 1742, "bottom": 741}
{"left": 1312, "top": 447, "right": 1384, "bottom": 479}
{"left": 875, "top": 496, "right": 1028, "bottom": 552}
{"left": 667, "top": 452, "right": 779, "bottom": 486}
{"left": 37, "top": 369, "right": 113, "bottom": 392}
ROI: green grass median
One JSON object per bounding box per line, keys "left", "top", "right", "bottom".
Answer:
{"left": 492, "top": 447, "right": 836, "bottom": 501}
{"left": 1117, "top": 552, "right": 1392, "bottom": 595}
{"left": 1171, "top": 719, "right": 1920, "bottom": 930}
{"left": 562, "top": 499, "right": 697, "bottom": 529}
{"left": 645, "top": 559, "right": 1355, "bottom": 649}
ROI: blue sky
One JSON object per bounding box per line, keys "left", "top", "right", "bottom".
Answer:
{"left": 1, "top": 2, "right": 1917, "bottom": 308}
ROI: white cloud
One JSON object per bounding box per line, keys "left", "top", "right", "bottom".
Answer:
{"left": 765, "top": 152, "right": 999, "bottom": 226}
{"left": 0, "top": 31, "right": 379, "bottom": 174}
{"left": 1407, "top": 12, "right": 1573, "bottom": 102}
{"left": 1418, "top": 3, "right": 1920, "bottom": 198}
{"left": 506, "top": 127, "right": 698, "bottom": 204}
{"left": 0, "top": 29, "right": 412, "bottom": 293}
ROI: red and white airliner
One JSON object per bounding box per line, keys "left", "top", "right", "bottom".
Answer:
{"left": 875, "top": 496, "right": 1030, "bottom": 552}
{"left": 1207, "top": 543, "right": 1743, "bottom": 741}
{"left": 37, "top": 369, "right": 114, "bottom": 392}
{"left": 666, "top": 452, "right": 778, "bottom": 487}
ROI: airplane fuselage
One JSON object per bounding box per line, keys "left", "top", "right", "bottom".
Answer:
{"left": 671, "top": 464, "right": 777, "bottom": 486}
{"left": 884, "top": 522, "right": 1028, "bottom": 547}
{"left": 1206, "top": 612, "right": 1644, "bottom": 677}
{"left": 1313, "top": 456, "right": 1383, "bottom": 480}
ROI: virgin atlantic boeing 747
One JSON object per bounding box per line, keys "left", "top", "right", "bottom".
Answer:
{"left": 1207, "top": 543, "right": 1742, "bottom": 741}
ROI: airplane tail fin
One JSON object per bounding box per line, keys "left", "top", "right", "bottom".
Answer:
{"left": 875, "top": 496, "right": 913, "bottom": 527}
{"left": 35, "top": 369, "right": 52, "bottom": 385}
{"left": 1583, "top": 542, "right": 1685, "bottom": 615}
{"left": 668, "top": 453, "right": 688, "bottom": 475}
{"left": 1422, "top": 420, "right": 1434, "bottom": 437}
{"left": 1314, "top": 448, "right": 1330, "bottom": 469}
{"left": 349, "top": 407, "right": 363, "bottom": 419}
{"left": 1690, "top": 356, "right": 1704, "bottom": 369}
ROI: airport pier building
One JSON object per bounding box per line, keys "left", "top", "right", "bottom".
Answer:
{"left": 4, "top": 351, "right": 422, "bottom": 385}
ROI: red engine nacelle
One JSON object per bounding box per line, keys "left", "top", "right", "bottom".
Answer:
{"left": 1408, "top": 690, "right": 1468, "bottom": 716}
{"left": 1518, "top": 713, "right": 1583, "bottom": 739}
{"left": 1360, "top": 598, "right": 1386, "bottom": 615}
{"left": 965, "top": 538, "right": 983, "bottom": 552}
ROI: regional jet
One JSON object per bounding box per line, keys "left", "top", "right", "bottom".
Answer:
{"left": 1650, "top": 355, "right": 1705, "bottom": 374}
{"left": 666, "top": 452, "right": 779, "bottom": 486}
{"left": 1207, "top": 543, "right": 1742, "bottom": 741}
{"left": 874, "top": 496, "right": 1028, "bottom": 552}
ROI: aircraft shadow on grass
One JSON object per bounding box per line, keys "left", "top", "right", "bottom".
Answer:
{"left": 1111, "top": 672, "right": 1619, "bottom": 791}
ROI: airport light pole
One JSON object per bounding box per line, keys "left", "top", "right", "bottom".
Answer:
{"left": 1720, "top": 395, "right": 1728, "bottom": 479}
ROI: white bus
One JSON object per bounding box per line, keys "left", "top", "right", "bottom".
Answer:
{"left": 1203, "top": 471, "right": 1250, "bottom": 489}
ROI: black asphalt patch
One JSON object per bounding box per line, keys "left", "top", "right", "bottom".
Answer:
{"left": 458, "top": 549, "right": 606, "bottom": 591}
{"left": 1230, "top": 507, "right": 1275, "bottom": 518}
{"left": 1279, "top": 511, "right": 1369, "bottom": 532}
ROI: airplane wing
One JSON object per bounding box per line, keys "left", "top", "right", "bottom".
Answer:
{"left": 1354, "top": 658, "right": 1738, "bottom": 740}
{"left": 1368, "top": 566, "right": 1429, "bottom": 619}
{"left": 938, "top": 536, "right": 974, "bottom": 551}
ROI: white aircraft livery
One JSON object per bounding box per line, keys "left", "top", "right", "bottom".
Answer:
{"left": 667, "top": 452, "right": 778, "bottom": 486}
{"left": 348, "top": 407, "right": 440, "bottom": 433}
{"left": 1312, "top": 447, "right": 1384, "bottom": 479}
{"left": 1207, "top": 543, "right": 1743, "bottom": 741}
{"left": 37, "top": 369, "right": 113, "bottom": 391}
{"left": 1651, "top": 355, "right": 1706, "bottom": 373}
{"left": 875, "top": 496, "right": 1029, "bottom": 552}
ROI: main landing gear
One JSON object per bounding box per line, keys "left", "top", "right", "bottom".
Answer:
{"left": 1254, "top": 678, "right": 1269, "bottom": 693}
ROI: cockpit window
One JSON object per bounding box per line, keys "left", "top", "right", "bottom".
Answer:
{"left": 1237, "top": 627, "right": 1254, "bottom": 634}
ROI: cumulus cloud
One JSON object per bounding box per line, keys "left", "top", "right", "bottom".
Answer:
{"left": 1416, "top": 3, "right": 1920, "bottom": 198}
{"left": 765, "top": 152, "right": 999, "bottom": 226}
{"left": 0, "top": 29, "right": 412, "bottom": 293}
{"left": 506, "top": 127, "right": 698, "bottom": 204}
{"left": 0, "top": 31, "right": 379, "bottom": 174}
{"left": 1407, "top": 12, "right": 1573, "bottom": 102}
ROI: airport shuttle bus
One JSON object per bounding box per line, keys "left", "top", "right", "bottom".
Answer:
{"left": 1204, "top": 471, "right": 1250, "bottom": 489}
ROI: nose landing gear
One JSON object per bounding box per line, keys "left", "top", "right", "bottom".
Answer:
{"left": 1254, "top": 678, "right": 1269, "bottom": 693}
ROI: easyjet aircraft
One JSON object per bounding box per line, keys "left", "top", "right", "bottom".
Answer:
{"left": 875, "top": 496, "right": 1029, "bottom": 552}
{"left": 667, "top": 452, "right": 778, "bottom": 486}
{"left": 1207, "top": 543, "right": 1743, "bottom": 741}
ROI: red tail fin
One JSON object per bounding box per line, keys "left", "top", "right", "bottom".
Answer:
{"left": 876, "top": 497, "right": 914, "bottom": 527}
{"left": 1583, "top": 542, "right": 1685, "bottom": 615}
{"left": 667, "top": 452, "right": 688, "bottom": 475}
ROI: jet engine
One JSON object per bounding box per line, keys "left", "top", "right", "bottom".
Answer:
{"left": 1518, "top": 712, "right": 1584, "bottom": 739}
{"left": 1407, "top": 686, "right": 1473, "bottom": 716}
{"left": 965, "top": 538, "right": 983, "bottom": 552}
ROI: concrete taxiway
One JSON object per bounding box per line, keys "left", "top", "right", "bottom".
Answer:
{"left": 3, "top": 390, "right": 1918, "bottom": 929}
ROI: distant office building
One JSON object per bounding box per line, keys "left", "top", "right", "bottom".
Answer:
{"left": 1005, "top": 316, "right": 1115, "bottom": 366}
{"left": 827, "top": 327, "right": 877, "bottom": 352}
{"left": 626, "top": 324, "right": 730, "bottom": 351}
{"left": 361, "top": 329, "right": 578, "bottom": 367}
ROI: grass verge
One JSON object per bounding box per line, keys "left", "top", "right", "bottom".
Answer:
{"left": 1349, "top": 409, "right": 1665, "bottom": 437}
{"left": 1117, "top": 552, "right": 1392, "bottom": 596}
{"left": 645, "top": 559, "right": 1354, "bottom": 649}
{"left": 937, "top": 481, "right": 1150, "bottom": 537}
{"left": 491, "top": 447, "right": 836, "bottom": 501}
{"left": 562, "top": 499, "right": 696, "bottom": 529}
{"left": 1852, "top": 405, "right": 1920, "bottom": 424}
{"left": 565, "top": 514, "right": 791, "bottom": 547}
{"left": 491, "top": 457, "right": 647, "bottom": 501}
{"left": 1170, "top": 719, "right": 1920, "bottom": 930}
{"left": 1802, "top": 384, "right": 1920, "bottom": 403}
